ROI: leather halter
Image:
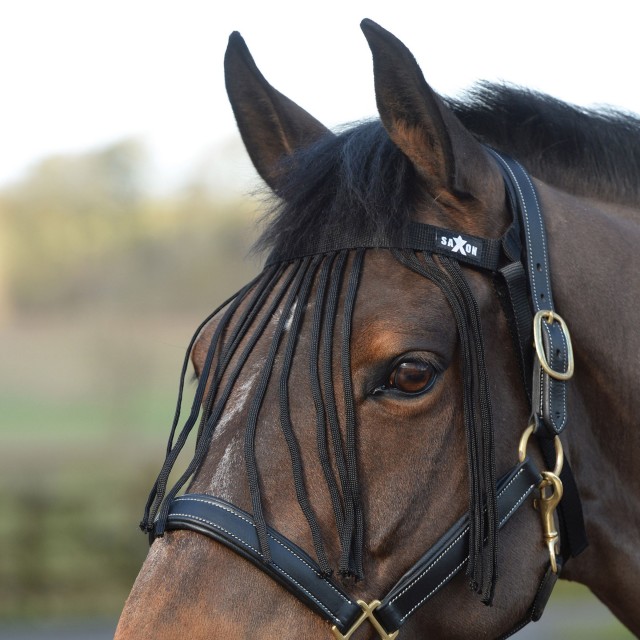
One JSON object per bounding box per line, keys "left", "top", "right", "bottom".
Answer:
{"left": 153, "top": 149, "right": 588, "bottom": 638}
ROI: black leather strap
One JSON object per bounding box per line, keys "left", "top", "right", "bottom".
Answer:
{"left": 486, "top": 149, "right": 570, "bottom": 436}
{"left": 375, "top": 457, "right": 541, "bottom": 632}
{"left": 163, "top": 457, "right": 541, "bottom": 635}
{"left": 165, "top": 494, "right": 362, "bottom": 631}
{"left": 488, "top": 150, "right": 587, "bottom": 565}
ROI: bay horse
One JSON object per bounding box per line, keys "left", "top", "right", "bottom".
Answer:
{"left": 116, "top": 20, "right": 640, "bottom": 639}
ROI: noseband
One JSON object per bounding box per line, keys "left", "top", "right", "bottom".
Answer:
{"left": 145, "top": 150, "right": 588, "bottom": 638}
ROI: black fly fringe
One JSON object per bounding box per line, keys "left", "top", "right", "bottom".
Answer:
{"left": 319, "top": 252, "right": 358, "bottom": 574}
{"left": 141, "top": 247, "right": 496, "bottom": 596}
{"left": 243, "top": 258, "right": 310, "bottom": 562}
{"left": 277, "top": 254, "right": 334, "bottom": 575}
{"left": 153, "top": 264, "right": 297, "bottom": 534}
{"left": 141, "top": 250, "right": 368, "bottom": 581}
{"left": 141, "top": 274, "right": 263, "bottom": 533}
{"left": 310, "top": 253, "right": 346, "bottom": 539}
{"left": 339, "top": 249, "right": 366, "bottom": 578}
{"left": 392, "top": 249, "right": 498, "bottom": 605}
{"left": 440, "top": 256, "right": 498, "bottom": 604}
{"left": 195, "top": 264, "right": 286, "bottom": 441}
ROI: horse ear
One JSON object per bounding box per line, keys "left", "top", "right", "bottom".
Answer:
{"left": 225, "top": 32, "right": 332, "bottom": 191}
{"left": 360, "top": 19, "right": 494, "bottom": 200}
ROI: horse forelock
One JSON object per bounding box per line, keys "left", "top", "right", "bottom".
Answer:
{"left": 253, "top": 121, "right": 421, "bottom": 259}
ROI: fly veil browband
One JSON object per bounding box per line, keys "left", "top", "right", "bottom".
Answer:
{"left": 141, "top": 149, "right": 588, "bottom": 638}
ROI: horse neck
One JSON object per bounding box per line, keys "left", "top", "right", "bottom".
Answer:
{"left": 542, "top": 184, "right": 640, "bottom": 632}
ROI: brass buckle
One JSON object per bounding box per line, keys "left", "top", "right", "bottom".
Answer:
{"left": 533, "top": 310, "right": 575, "bottom": 381}
{"left": 518, "top": 423, "right": 565, "bottom": 574}
{"left": 331, "top": 600, "right": 399, "bottom": 640}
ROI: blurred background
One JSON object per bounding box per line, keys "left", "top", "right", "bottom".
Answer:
{"left": 0, "top": 1, "right": 636, "bottom": 638}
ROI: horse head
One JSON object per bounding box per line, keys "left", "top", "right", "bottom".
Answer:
{"left": 116, "top": 19, "right": 640, "bottom": 639}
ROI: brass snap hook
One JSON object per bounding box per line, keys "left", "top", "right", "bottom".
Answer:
{"left": 518, "top": 421, "right": 565, "bottom": 573}
{"left": 535, "top": 471, "right": 564, "bottom": 573}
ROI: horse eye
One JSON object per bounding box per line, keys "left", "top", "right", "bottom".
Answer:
{"left": 388, "top": 360, "right": 437, "bottom": 395}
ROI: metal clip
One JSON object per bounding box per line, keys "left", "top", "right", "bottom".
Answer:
{"left": 533, "top": 310, "right": 575, "bottom": 381}
{"left": 518, "top": 422, "right": 565, "bottom": 573}
{"left": 518, "top": 422, "right": 564, "bottom": 477}
{"left": 535, "top": 471, "right": 564, "bottom": 573}
{"left": 331, "top": 600, "right": 399, "bottom": 640}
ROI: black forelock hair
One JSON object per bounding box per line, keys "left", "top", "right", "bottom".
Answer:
{"left": 254, "top": 83, "right": 640, "bottom": 256}
{"left": 253, "top": 120, "right": 420, "bottom": 257}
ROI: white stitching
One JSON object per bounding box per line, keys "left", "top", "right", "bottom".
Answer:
{"left": 400, "top": 558, "right": 468, "bottom": 623}
{"left": 176, "top": 496, "right": 253, "bottom": 524}
{"left": 169, "top": 510, "right": 342, "bottom": 625}
{"left": 170, "top": 511, "right": 259, "bottom": 553}
{"left": 174, "top": 496, "right": 351, "bottom": 605}
{"left": 389, "top": 468, "right": 527, "bottom": 605}
{"left": 493, "top": 155, "right": 552, "bottom": 309}
{"left": 492, "top": 152, "right": 567, "bottom": 427}
{"left": 518, "top": 162, "right": 552, "bottom": 303}
{"left": 545, "top": 323, "right": 557, "bottom": 425}
{"left": 172, "top": 471, "right": 535, "bottom": 624}
{"left": 541, "top": 322, "right": 567, "bottom": 430}
{"left": 491, "top": 154, "right": 540, "bottom": 303}
{"left": 554, "top": 324, "right": 568, "bottom": 427}
{"left": 267, "top": 534, "right": 351, "bottom": 604}
{"left": 496, "top": 467, "right": 526, "bottom": 497}
{"left": 388, "top": 526, "right": 469, "bottom": 605}
{"left": 398, "top": 481, "right": 536, "bottom": 623}
{"left": 499, "top": 484, "right": 536, "bottom": 527}
{"left": 514, "top": 157, "right": 568, "bottom": 427}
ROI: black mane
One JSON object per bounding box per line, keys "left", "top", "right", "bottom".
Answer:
{"left": 449, "top": 83, "right": 640, "bottom": 206}
{"left": 256, "top": 84, "right": 640, "bottom": 255}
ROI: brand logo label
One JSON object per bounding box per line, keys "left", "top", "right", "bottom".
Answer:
{"left": 439, "top": 234, "right": 479, "bottom": 257}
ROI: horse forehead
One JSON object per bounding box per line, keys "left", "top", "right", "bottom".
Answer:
{"left": 191, "top": 289, "right": 280, "bottom": 372}
{"left": 192, "top": 252, "right": 456, "bottom": 369}
{"left": 352, "top": 252, "right": 455, "bottom": 343}
{"left": 358, "top": 250, "right": 446, "bottom": 299}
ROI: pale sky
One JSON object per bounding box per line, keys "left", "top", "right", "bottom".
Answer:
{"left": 1, "top": 0, "right": 638, "bottom": 192}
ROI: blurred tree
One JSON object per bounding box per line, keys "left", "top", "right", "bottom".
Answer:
{"left": 0, "top": 138, "right": 260, "bottom": 315}
{"left": 0, "top": 136, "right": 261, "bottom": 621}
{"left": 0, "top": 201, "right": 12, "bottom": 324}
{"left": 0, "top": 139, "right": 148, "bottom": 311}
